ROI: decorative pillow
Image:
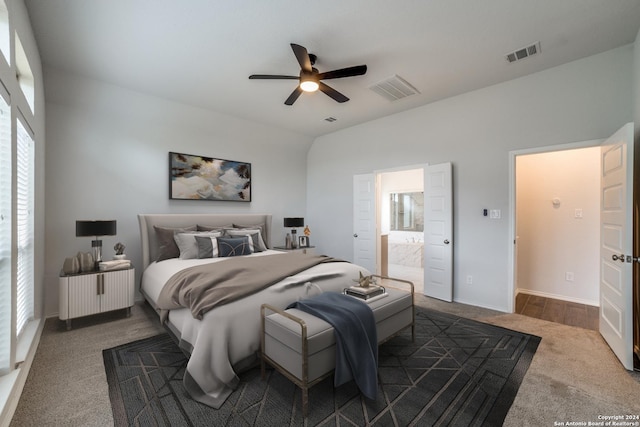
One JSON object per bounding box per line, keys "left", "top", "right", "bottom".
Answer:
{"left": 226, "top": 228, "right": 267, "bottom": 252}
{"left": 174, "top": 231, "right": 222, "bottom": 259}
{"left": 197, "top": 224, "right": 232, "bottom": 232}
{"left": 195, "top": 235, "right": 225, "bottom": 258}
{"left": 217, "top": 236, "right": 253, "bottom": 257}
{"left": 154, "top": 225, "right": 197, "bottom": 261}
{"left": 233, "top": 223, "right": 268, "bottom": 248}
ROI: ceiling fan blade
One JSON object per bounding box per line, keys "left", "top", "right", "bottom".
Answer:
{"left": 249, "top": 74, "right": 299, "bottom": 80}
{"left": 284, "top": 87, "right": 303, "bottom": 105}
{"left": 290, "top": 43, "right": 312, "bottom": 73}
{"left": 319, "top": 82, "right": 349, "bottom": 103}
{"left": 316, "top": 65, "right": 367, "bottom": 80}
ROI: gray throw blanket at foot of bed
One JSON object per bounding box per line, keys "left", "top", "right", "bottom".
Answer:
{"left": 287, "top": 292, "right": 378, "bottom": 400}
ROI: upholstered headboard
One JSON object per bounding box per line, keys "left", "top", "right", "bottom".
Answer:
{"left": 138, "top": 213, "right": 273, "bottom": 270}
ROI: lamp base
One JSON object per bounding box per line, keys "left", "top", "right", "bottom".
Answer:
{"left": 92, "top": 239, "right": 103, "bottom": 269}
{"left": 291, "top": 230, "right": 298, "bottom": 249}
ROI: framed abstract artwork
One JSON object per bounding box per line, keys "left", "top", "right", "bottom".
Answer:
{"left": 169, "top": 152, "right": 251, "bottom": 202}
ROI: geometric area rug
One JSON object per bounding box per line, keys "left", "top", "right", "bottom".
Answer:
{"left": 103, "top": 307, "right": 540, "bottom": 427}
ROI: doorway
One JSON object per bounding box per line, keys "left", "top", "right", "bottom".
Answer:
{"left": 379, "top": 168, "right": 425, "bottom": 293}
{"left": 514, "top": 146, "right": 601, "bottom": 326}
{"left": 509, "top": 123, "right": 636, "bottom": 371}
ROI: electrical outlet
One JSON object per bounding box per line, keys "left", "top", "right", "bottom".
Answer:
{"left": 565, "top": 272, "right": 574, "bottom": 282}
{"left": 466, "top": 275, "right": 473, "bottom": 285}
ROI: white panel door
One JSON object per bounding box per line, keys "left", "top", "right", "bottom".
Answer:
{"left": 424, "top": 162, "right": 453, "bottom": 301}
{"left": 353, "top": 174, "right": 376, "bottom": 273}
{"left": 600, "top": 122, "right": 634, "bottom": 370}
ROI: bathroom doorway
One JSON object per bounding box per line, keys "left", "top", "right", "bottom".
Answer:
{"left": 379, "top": 168, "right": 425, "bottom": 293}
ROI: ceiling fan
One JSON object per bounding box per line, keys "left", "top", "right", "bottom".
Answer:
{"left": 249, "top": 43, "right": 367, "bottom": 105}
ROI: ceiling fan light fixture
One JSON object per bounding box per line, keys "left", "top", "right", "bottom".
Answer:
{"left": 299, "top": 77, "right": 319, "bottom": 92}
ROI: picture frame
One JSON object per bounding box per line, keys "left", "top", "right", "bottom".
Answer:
{"left": 169, "top": 152, "right": 251, "bottom": 202}
{"left": 298, "top": 235, "right": 309, "bottom": 248}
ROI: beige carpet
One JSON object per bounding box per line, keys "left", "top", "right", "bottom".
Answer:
{"left": 9, "top": 295, "right": 640, "bottom": 426}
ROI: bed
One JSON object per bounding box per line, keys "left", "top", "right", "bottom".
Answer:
{"left": 138, "top": 213, "right": 369, "bottom": 409}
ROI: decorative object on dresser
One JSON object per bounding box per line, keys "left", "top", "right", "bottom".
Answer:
{"left": 62, "top": 256, "right": 80, "bottom": 275}
{"left": 284, "top": 217, "right": 304, "bottom": 248}
{"left": 59, "top": 266, "right": 134, "bottom": 330}
{"left": 77, "top": 251, "right": 94, "bottom": 273}
{"left": 113, "top": 242, "right": 126, "bottom": 260}
{"left": 298, "top": 235, "right": 309, "bottom": 248}
{"left": 76, "top": 219, "right": 117, "bottom": 269}
{"left": 169, "top": 151, "right": 251, "bottom": 202}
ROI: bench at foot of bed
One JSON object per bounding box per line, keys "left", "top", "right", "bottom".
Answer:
{"left": 260, "top": 276, "right": 414, "bottom": 417}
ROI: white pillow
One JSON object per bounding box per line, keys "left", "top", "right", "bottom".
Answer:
{"left": 226, "top": 229, "right": 267, "bottom": 252}
{"left": 174, "top": 231, "right": 222, "bottom": 259}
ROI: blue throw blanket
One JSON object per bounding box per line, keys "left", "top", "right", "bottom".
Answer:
{"left": 287, "top": 292, "right": 378, "bottom": 400}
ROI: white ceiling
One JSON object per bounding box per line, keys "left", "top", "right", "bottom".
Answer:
{"left": 24, "top": 0, "right": 640, "bottom": 138}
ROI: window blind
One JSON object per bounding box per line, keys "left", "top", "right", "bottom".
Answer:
{"left": 0, "top": 96, "right": 10, "bottom": 374}
{"left": 16, "top": 120, "right": 33, "bottom": 337}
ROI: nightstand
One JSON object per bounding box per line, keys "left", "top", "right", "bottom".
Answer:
{"left": 59, "top": 267, "right": 135, "bottom": 330}
{"left": 273, "top": 246, "right": 316, "bottom": 255}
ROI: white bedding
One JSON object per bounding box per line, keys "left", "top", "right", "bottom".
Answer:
{"left": 140, "top": 250, "right": 369, "bottom": 409}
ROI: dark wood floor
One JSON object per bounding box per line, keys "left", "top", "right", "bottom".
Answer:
{"left": 516, "top": 293, "right": 599, "bottom": 331}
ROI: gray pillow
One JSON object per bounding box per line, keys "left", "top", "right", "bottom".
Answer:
{"left": 233, "top": 223, "right": 268, "bottom": 248}
{"left": 195, "top": 235, "right": 220, "bottom": 258}
{"left": 154, "top": 225, "right": 197, "bottom": 261}
{"left": 197, "top": 224, "right": 232, "bottom": 232}
{"left": 226, "top": 228, "right": 267, "bottom": 252}
{"left": 174, "top": 231, "right": 222, "bottom": 259}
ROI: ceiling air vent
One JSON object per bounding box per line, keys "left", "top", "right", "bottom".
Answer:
{"left": 505, "top": 42, "right": 541, "bottom": 63}
{"left": 369, "top": 74, "right": 420, "bottom": 102}
{"left": 324, "top": 117, "right": 337, "bottom": 122}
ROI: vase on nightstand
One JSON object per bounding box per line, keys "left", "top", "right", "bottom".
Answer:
{"left": 78, "top": 252, "right": 94, "bottom": 272}
{"left": 62, "top": 256, "right": 80, "bottom": 275}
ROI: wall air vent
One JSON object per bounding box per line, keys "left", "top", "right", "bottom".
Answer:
{"left": 324, "top": 117, "right": 337, "bottom": 122}
{"left": 369, "top": 74, "right": 420, "bottom": 102}
{"left": 505, "top": 42, "right": 541, "bottom": 63}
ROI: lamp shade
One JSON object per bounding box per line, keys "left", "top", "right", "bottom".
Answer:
{"left": 76, "top": 220, "right": 117, "bottom": 237}
{"left": 283, "top": 217, "right": 304, "bottom": 228}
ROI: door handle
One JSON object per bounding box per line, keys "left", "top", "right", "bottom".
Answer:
{"left": 612, "top": 254, "right": 625, "bottom": 262}
{"left": 353, "top": 234, "right": 358, "bottom": 238}
{"left": 444, "top": 239, "right": 450, "bottom": 244}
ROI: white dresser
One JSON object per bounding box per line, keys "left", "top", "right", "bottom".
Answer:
{"left": 59, "top": 267, "right": 135, "bottom": 330}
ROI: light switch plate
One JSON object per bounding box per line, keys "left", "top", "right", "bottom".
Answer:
{"left": 490, "top": 209, "right": 501, "bottom": 219}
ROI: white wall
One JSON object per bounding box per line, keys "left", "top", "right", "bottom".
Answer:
{"left": 516, "top": 147, "right": 600, "bottom": 305}
{"left": 43, "top": 69, "right": 313, "bottom": 316}
{"left": 307, "top": 45, "right": 634, "bottom": 312}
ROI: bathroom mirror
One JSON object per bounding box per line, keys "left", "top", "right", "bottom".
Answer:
{"left": 390, "top": 192, "right": 424, "bottom": 231}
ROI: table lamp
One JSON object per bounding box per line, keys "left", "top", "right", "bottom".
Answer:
{"left": 283, "top": 217, "right": 304, "bottom": 249}
{"left": 76, "top": 220, "right": 117, "bottom": 269}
